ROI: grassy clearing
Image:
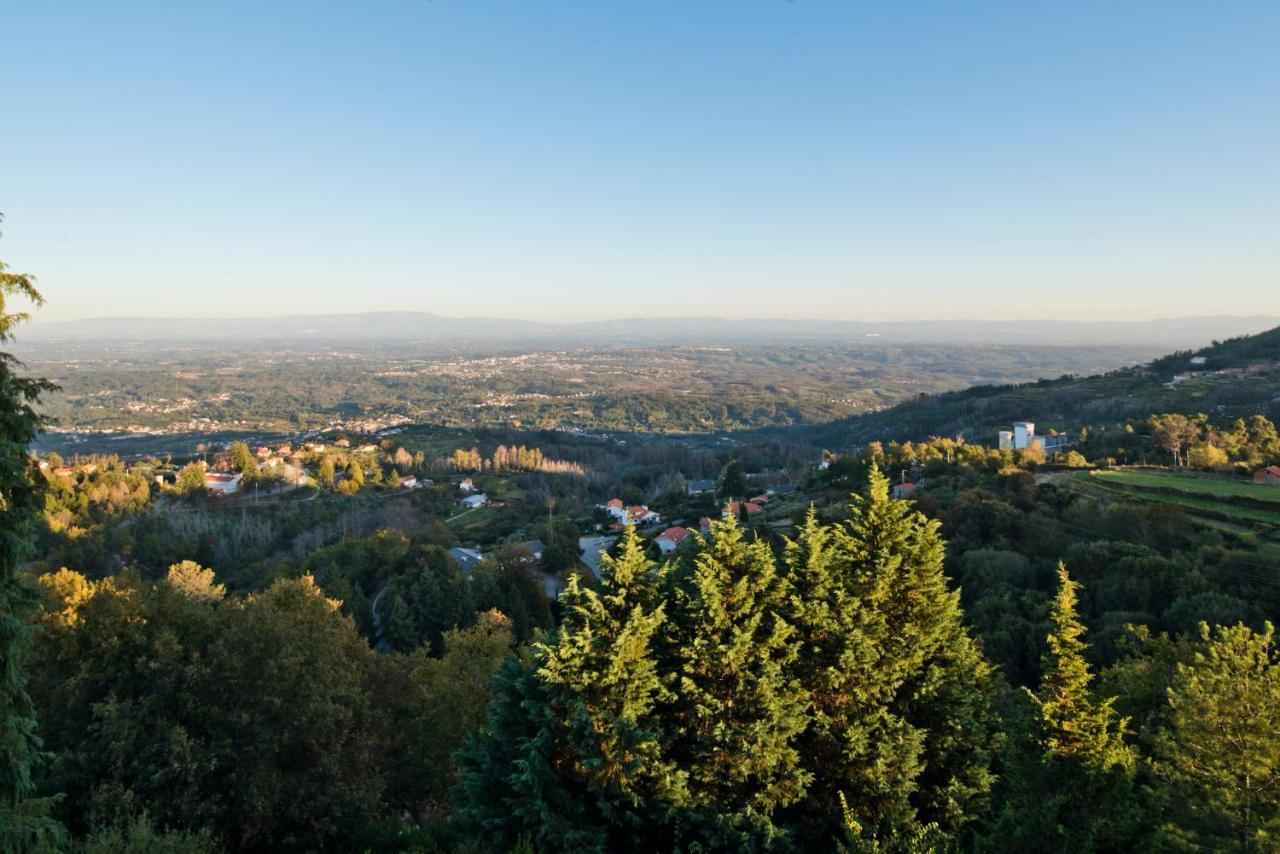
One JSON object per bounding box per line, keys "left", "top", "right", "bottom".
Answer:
{"left": 1089, "top": 469, "right": 1280, "bottom": 504}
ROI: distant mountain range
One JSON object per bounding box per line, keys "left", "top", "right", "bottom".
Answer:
{"left": 18, "top": 312, "right": 1280, "bottom": 349}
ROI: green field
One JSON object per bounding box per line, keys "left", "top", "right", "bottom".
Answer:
{"left": 1089, "top": 469, "right": 1280, "bottom": 503}
{"left": 1076, "top": 470, "right": 1280, "bottom": 532}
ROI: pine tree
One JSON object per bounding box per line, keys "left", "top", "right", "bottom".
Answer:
{"left": 979, "top": 565, "right": 1140, "bottom": 852}
{"left": 665, "top": 514, "right": 810, "bottom": 845}
{"left": 1153, "top": 622, "right": 1280, "bottom": 851}
{"left": 719, "top": 458, "right": 747, "bottom": 499}
{"left": 0, "top": 216, "right": 66, "bottom": 851}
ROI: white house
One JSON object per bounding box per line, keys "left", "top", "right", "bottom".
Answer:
{"left": 459, "top": 478, "right": 476, "bottom": 493}
{"left": 602, "top": 498, "right": 626, "bottom": 521}
{"left": 655, "top": 526, "right": 691, "bottom": 554}
{"left": 601, "top": 498, "right": 660, "bottom": 526}
{"left": 626, "top": 505, "right": 661, "bottom": 525}
{"left": 460, "top": 493, "right": 487, "bottom": 510}
{"left": 205, "top": 472, "right": 242, "bottom": 495}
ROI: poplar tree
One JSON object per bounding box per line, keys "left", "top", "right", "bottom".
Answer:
{"left": 0, "top": 216, "right": 65, "bottom": 851}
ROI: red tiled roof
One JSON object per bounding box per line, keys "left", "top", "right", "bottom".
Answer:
{"left": 657, "top": 526, "right": 691, "bottom": 543}
{"left": 607, "top": 498, "right": 624, "bottom": 509}
{"left": 626, "top": 505, "right": 657, "bottom": 522}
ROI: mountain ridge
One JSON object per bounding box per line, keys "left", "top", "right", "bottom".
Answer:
{"left": 19, "top": 311, "right": 1280, "bottom": 348}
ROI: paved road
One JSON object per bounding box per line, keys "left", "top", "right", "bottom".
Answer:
{"left": 578, "top": 535, "right": 617, "bottom": 580}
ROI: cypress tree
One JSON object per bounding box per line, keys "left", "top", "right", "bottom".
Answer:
{"left": 456, "top": 526, "right": 680, "bottom": 852}
{"left": 0, "top": 217, "right": 65, "bottom": 851}
{"left": 783, "top": 465, "right": 997, "bottom": 847}
{"left": 979, "top": 565, "right": 1139, "bottom": 851}
{"left": 1029, "top": 566, "right": 1134, "bottom": 772}
{"left": 665, "top": 514, "right": 810, "bottom": 846}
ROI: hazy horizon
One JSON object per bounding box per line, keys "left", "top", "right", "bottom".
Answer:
{"left": 4, "top": 2, "right": 1280, "bottom": 323}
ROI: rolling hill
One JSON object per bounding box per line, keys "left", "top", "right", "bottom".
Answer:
{"left": 814, "top": 324, "right": 1280, "bottom": 447}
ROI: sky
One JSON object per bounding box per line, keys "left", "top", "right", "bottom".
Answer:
{"left": 2, "top": 2, "right": 1279, "bottom": 323}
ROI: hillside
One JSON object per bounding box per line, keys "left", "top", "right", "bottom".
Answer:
{"left": 816, "top": 324, "right": 1280, "bottom": 447}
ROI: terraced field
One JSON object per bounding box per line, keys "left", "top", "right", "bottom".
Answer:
{"left": 1075, "top": 469, "right": 1280, "bottom": 537}
{"left": 1088, "top": 469, "right": 1280, "bottom": 503}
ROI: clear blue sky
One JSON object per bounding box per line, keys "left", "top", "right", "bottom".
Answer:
{"left": 3, "top": 2, "right": 1279, "bottom": 323}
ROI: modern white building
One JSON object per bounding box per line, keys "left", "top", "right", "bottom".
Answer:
{"left": 460, "top": 493, "right": 487, "bottom": 509}
{"left": 998, "top": 421, "right": 1070, "bottom": 454}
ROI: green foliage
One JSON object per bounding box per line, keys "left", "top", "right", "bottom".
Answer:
{"left": 171, "top": 464, "right": 207, "bottom": 497}
{"left": 28, "top": 571, "right": 386, "bottom": 850}
{"left": 0, "top": 216, "right": 67, "bottom": 851}
{"left": 317, "top": 456, "right": 335, "bottom": 490}
{"left": 372, "top": 609, "right": 515, "bottom": 818}
{"left": 979, "top": 566, "right": 1141, "bottom": 852}
{"left": 667, "top": 514, "right": 809, "bottom": 836}
{"left": 457, "top": 526, "right": 682, "bottom": 851}
{"left": 785, "top": 466, "right": 998, "bottom": 846}
{"left": 164, "top": 561, "right": 225, "bottom": 604}
{"left": 227, "top": 441, "right": 255, "bottom": 476}
{"left": 79, "top": 813, "right": 219, "bottom": 853}
{"left": 1028, "top": 566, "right": 1135, "bottom": 773}
{"left": 1152, "top": 622, "right": 1280, "bottom": 851}
{"left": 459, "top": 477, "right": 998, "bottom": 850}
{"left": 718, "top": 458, "right": 747, "bottom": 499}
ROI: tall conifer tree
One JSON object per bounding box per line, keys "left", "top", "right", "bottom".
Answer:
{"left": 783, "top": 465, "right": 997, "bottom": 847}
{"left": 980, "top": 566, "right": 1139, "bottom": 851}
{"left": 0, "top": 216, "right": 65, "bottom": 851}
{"left": 665, "top": 514, "right": 810, "bottom": 846}
{"left": 456, "top": 526, "right": 679, "bottom": 852}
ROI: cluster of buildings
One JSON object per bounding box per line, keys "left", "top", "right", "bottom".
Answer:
{"left": 458, "top": 478, "right": 488, "bottom": 509}
{"left": 1166, "top": 360, "right": 1277, "bottom": 389}
{"left": 601, "top": 498, "right": 663, "bottom": 528}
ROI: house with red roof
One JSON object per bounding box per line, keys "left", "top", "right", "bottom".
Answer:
{"left": 723, "top": 501, "right": 762, "bottom": 518}
{"left": 655, "top": 526, "right": 692, "bottom": 554}
{"left": 627, "top": 505, "right": 661, "bottom": 525}
{"left": 1254, "top": 465, "right": 1280, "bottom": 486}
{"left": 601, "top": 498, "right": 660, "bottom": 525}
